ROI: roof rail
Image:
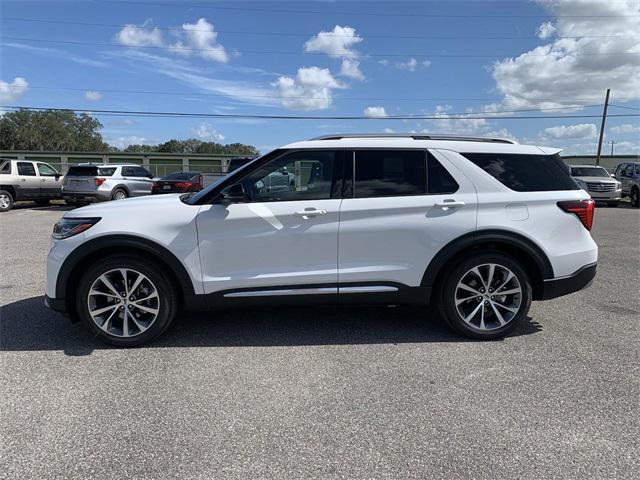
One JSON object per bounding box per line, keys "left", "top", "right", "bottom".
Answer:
{"left": 309, "top": 133, "right": 515, "bottom": 144}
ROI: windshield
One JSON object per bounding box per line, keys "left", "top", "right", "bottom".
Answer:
{"left": 571, "top": 167, "right": 610, "bottom": 178}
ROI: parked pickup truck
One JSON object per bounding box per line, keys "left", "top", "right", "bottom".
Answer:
{"left": 0, "top": 159, "right": 63, "bottom": 212}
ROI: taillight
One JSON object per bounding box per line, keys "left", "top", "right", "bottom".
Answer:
{"left": 94, "top": 177, "right": 106, "bottom": 186}
{"left": 198, "top": 175, "right": 203, "bottom": 189}
{"left": 152, "top": 181, "right": 160, "bottom": 188}
{"left": 558, "top": 199, "right": 595, "bottom": 230}
{"left": 174, "top": 181, "right": 193, "bottom": 190}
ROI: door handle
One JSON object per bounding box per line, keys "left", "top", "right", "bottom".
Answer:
{"left": 295, "top": 208, "right": 327, "bottom": 218}
{"left": 20, "top": 178, "right": 26, "bottom": 182}
{"left": 434, "top": 200, "right": 466, "bottom": 210}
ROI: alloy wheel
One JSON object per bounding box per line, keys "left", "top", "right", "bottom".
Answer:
{"left": 87, "top": 268, "right": 160, "bottom": 338}
{"left": 454, "top": 263, "right": 522, "bottom": 331}
{"left": 0, "top": 194, "right": 11, "bottom": 209}
{"left": 113, "top": 190, "right": 127, "bottom": 200}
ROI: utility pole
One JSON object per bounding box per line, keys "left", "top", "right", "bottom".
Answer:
{"left": 609, "top": 140, "right": 615, "bottom": 156}
{"left": 596, "top": 88, "right": 610, "bottom": 166}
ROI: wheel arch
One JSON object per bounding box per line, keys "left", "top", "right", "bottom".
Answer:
{"left": 111, "top": 184, "right": 130, "bottom": 197}
{"left": 0, "top": 185, "right": 16, "bottom": 199}
{"left": 421, "top": 229, "right": 554, "bottom": 302}
{"left": 57, "top": 235, "right": 197, "bottom": 319}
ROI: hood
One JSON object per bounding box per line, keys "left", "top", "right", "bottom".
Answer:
{"left": 65, "top": 193, "right": 187, "bottom": 217}
{"left": 573, "top": 176, "right": 618, "bottom": 183}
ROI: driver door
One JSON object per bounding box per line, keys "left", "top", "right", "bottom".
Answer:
{"left": 196, "top": 150, "right": 344, "bottom": 298}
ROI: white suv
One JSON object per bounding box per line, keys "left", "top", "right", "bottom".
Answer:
{"left": 45, "top": 134, "right": 598, "bottom": 346}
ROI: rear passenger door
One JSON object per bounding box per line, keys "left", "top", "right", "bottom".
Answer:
{"left": 15, "top": 162, "right": 41, "bottom": 199}
{"left": 122, "top": 166, "right": 154, "bottom": 196}
{"left": 337, "top": 149, "right": 477, "bottom": 290}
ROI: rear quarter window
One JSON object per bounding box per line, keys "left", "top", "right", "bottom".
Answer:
{"left": 98, "top": 167, "right": 117, "bottom": 176}
{"left": 462, "top": 153, "right": 579, "bottom": 192}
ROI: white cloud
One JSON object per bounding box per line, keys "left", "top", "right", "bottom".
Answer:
{"left": 3, "top": 43, "right": 108, "bottom": 68}
{"left": 377, "top": 59, "right": 389, "bottom": 66}
{"left": 536, "top": 21, "right": 557, "bottom": 39}
{"left": 383, "top": 128, "right": 395, "bottom": 133}
{"left": 116, "top": 18, "right": 228, "bottom": 63}
{"left": 304, "top": 25, "right": 362, "bottom": 58}
{"left": 339, "top": 58, "right": 364, "bottom": 80}
{"left": 116, "top": 22, "right": 163, "bottom": 47}
{"left": 84, "top": 90, "right": 103, "bottom": 101}
{"left": 610, "top": 123, "right": 640, "bottom": 134}
{"left": 274, "top": 66, "right": 344, "bottom": 110}
{"left": 489, "top": 0, "right": 640, "bottom": 111}
{"left": 397, "top": 58, "right": 418, "bottom": 71}
{"left": 107, "top": 136, "right": 148, "bottom": 149}
{"left": 171, "top": 18, "right": 228, "bottom": 63}
{"left": 543, "top": 123, "right": 597, "bottom": 139}
{"left": 364, "top": 106, "right": 388, "bottom": 118}
{"left": 0, "top": 77, "right": 28, "bottom": 102}
{"left": 191, "top": 123, "right": 225, "bottom": 141}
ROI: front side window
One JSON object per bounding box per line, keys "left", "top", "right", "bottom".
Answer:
{"left": 462, "top": 153, "right": 579, "bottom": 192}
{"left": 133, "top": 167, "right": 152, "bottom": 178}
{"left": 239, "top": 150, "right": 340, "bottom": 202}
{"left": 37, "top": 163, "right": 58, "bottom": 177}
{"left": 635, "top": 164, "right": 640, "bottom": 175}
{"left": 354, "top": 150, "right": 426, "bottom": 198}
{"left": 17, "top": 162, "right": 36, "bottom": 176}
{"left": 625, "top": 164, "right": 635, "bottom": 176}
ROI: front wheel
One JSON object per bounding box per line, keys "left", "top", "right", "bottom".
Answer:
{"left": 631, "top": 188, "right": 639, "bottom": 208}
{"left": 75, "top": 255, "right": 178, "bottom": 346}
{"left": 439, "top": 252, "right": 532, "bottom": 339}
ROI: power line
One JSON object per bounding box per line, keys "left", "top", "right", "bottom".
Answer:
{"left": 24, "top": 86, "right": 608, "bottom": 110}
{"left": 3, "top": 36, "right": 637, "bottom": 58}
{"left": 2, "top": 17, "right": 634, "bottom": 40}
{"left": 610, "top": 103, "right": 640, "bottom": 112}
{"left": 3, "top": 105, "right": 639, "bottom": 121}
{"left": 97, "top": 0, "right": 640, "bottom": 19}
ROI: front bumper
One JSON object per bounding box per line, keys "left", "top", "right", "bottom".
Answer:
{"left": 540, "top": 263, "right": 597, "bottom": 300}
{"left": 588, "top": 190, "right": 622, "bottom": 201}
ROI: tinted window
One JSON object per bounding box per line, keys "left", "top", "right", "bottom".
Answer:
{"left": 98, "top": 167, "right": 117, "bottom": 177}
{"left": 133, "top": 167, "right": 152, "bottom": 177}
{"left": 17, "top": 162, "right": 36, "bottom": 176}
{"left": 67, "top": 166, "right": 99, "bottom": 176}
{"left": 240, "top": 150, "right": 339, "bottom": 202}
{"left": 462, "top": 153, "right": 579, "bottom": 192}
{"left": 0, "top": 161, "right": 10, "bottom": 173}
{"left": 37, "top": 163, "right": 58, "bottom": 177}
{"left": 354, "top": 150, "right": 426, "bottom": 198}
{"left": 635, "top": 164, "right": 640, "bottom": 175}
{"left": 121, "top": 166, "right": 136, "bottom": 176}
{"left": 163, "top": 172, "right": 197, "bottom": 181}
{"left": 571, "top": 166, "right": 610, "bottom": 177}
{"left": 427, "top": 154, "right": 459, "bottom": 194}
{"left": 228, "top": 158, "right": 252, "bottom": 172}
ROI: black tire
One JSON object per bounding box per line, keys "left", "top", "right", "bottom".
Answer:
{"left": 34, "top": 199, "right": 50, "bottom": 206}
{"left": 75, "top": 254, "right": 178, "bottom": 346}
{"left": 438, "top": 251, "right": 532, "bottom": 340}
{"left": 111, "top": 188, "right": 128, "bottom": 200}
{"left": 0, "top": 189, "right": 14, "bottom": 212}
{"left": 631, "top": 187, "right": 639, "bottom": 208}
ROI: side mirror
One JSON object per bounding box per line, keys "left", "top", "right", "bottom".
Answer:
{"left": 55, "top": 174, "right": 61, "bottom": 180}
{"left": 219, "top": 183, "right": 248, "bottom": 203}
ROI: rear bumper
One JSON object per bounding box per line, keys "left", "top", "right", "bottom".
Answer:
{"left": 540, "top": 263, "right": 597, "bottom": 300}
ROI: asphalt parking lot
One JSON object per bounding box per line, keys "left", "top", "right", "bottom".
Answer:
{"left": 1, "top": 202, "right": 639, "bottom": 479}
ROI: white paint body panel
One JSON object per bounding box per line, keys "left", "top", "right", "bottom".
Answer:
{"left": 46, "top": 136, "right": 599, "bottom": 302}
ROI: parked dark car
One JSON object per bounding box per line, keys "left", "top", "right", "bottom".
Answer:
{"left": 151, "top": 171, "right": 203, "bottom": 194}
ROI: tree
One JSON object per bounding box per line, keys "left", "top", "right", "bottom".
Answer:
{"left": 0, "top": 109, "right": 109, "bottom": 151}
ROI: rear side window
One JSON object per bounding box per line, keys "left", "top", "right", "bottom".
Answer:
{"left": 17, "top": 162, "right": 36, "bottom": 176}
{"left": 67, "top": 166, "right": 99, "bottom": 176}
{"left": 461, "top": 153, "right": 579, "bottom": 192}
{"left": 354, "top": 150, "right": 426, "bottom": 198}
{"left": 427, "top": 154, "right": 459, "bottom": 194}
{"left": 98, "top": 167, "right": 117, "bottom": 176}
{"left": 0, "top": 161, "right": 10, "bottom": 173}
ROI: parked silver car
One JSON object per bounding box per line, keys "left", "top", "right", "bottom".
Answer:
{"left": 62, "top": 164, "right": 155, "bottom": 204}
{"left": 613, "top": 162, "right": 640, "bottom": 208}
{"left": 570, "top": 165, "right": 622, "bottom": 207}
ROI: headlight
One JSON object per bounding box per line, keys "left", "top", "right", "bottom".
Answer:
{"left": 52, "top": 217, "right": 101, "bottom": 239}
{"left": 616, "top": 181, "right": 621, "bottom": 189}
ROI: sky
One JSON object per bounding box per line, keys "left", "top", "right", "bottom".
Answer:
{"left": 1, "top": 0, "right": 639, "bottom": 154}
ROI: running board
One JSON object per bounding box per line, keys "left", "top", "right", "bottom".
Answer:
{"left": 223, "top": 285, "right": 398, "bottom": 298}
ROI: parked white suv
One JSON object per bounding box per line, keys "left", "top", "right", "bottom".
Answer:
{"left": 46, "top": 134, "right": 598, "bottom": 346}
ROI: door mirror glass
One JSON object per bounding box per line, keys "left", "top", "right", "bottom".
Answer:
{"left": 219, "top": 183, "right": 248, "bottom": 203}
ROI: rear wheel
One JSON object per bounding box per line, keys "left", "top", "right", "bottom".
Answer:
{"left": 631, "top": 187, "right": 639, "bottom": 208}
{"left": 112, "top": 188, "right": 128, "bottom": 200}
{"left": 76, "top": 255, "right": 178, "bottom": 346}
{"left": 439, "top": 252, "right": 532, "bottom": 339}
{"left": 0, "top": 189, "right": 14, "bottom": 212}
